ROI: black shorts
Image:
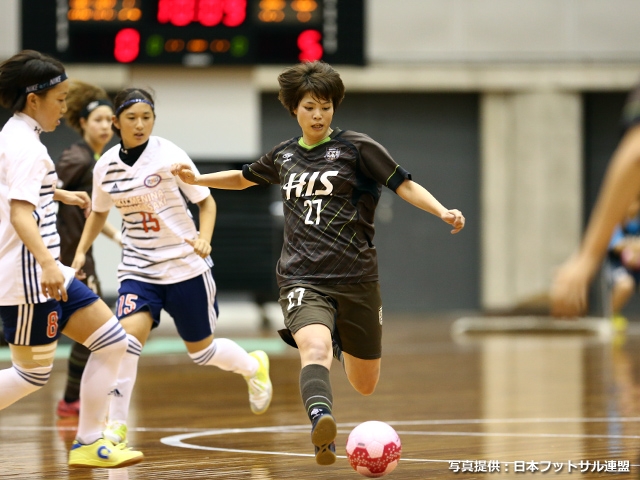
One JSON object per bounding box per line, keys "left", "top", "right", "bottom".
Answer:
{"left": 278, "top": 282, "right": 383, "bottom": 360}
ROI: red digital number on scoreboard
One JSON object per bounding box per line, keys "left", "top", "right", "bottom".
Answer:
{"left": 157, "top": 0, "right": 246, "bottom": 27}
{"left": 114, "top": 28, "right": 141, "bottom": 63}
{"left": 298, "top": 29, "right": 322, "bottom": 62}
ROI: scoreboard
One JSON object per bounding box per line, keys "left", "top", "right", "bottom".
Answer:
{"left": 21, "top": 0, "right": 364, "bottom": 66}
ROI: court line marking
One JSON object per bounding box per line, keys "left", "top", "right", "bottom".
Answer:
{"left": 3, "top": 417, "right": 639, "bottom": 466}
{"left": 155, "top": 418, "right": 640, "bottom": 466}
{"left": 6, "top": 416, "right": 640, "bottom": 434}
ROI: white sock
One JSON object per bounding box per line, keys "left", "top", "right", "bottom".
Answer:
{"left": 189, "top": 338, "right": 258, "bottom": 377}
{"left": 76, "top": 317, "right": 127, "bottom": 445}
{"left": 108, "top": 334, "right": 142, "bottom": 425}
{"left": 0, "top": 364, "right": 51, "bottom": 410}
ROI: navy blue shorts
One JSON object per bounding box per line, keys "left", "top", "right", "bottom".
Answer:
{"left": 0, "top": 278, "right": 100, "bottom": 346}
{"left": 116, "top": 270, "right": 219, "bottom": 343}
{"left": 609, "top": 259, "right": 640, "bottom": 287}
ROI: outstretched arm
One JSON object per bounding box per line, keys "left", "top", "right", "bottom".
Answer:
{"left": 55, "top": 188, "right": 121, "bottom": 243}
{"left": 551, "top": 126, "right": 640, "bottom": 317}
{"left": 171, "top": 164, "right": 256, "bottom": 190}
{"left": 396, "top": 179, "right": 465, "bottom": 234}
{"left": 54, "top": 188, "right": 91, "bottom": 218}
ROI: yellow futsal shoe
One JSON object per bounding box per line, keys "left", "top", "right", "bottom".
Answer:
{"left": 68, "top": 437, "right": 143, "bottom": 468}
{"left": 245, "top": 350, "right": 273, "bottom": 414}
{"left": 611, "top": 314, "right": 628, "bottom": 334}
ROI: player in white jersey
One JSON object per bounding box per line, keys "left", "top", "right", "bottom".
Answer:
{"left": 0, "top": 50, "right": 143, "bottom": 469}
{"left": 72, "top": 88, "right": 273, "bottom": 444}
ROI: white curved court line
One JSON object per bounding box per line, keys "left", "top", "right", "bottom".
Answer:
{"left": 158, "top": 418, "right": 640, "bottom": 466}
{"left": 4, "top": 417, "right": 639, "bottom": 467}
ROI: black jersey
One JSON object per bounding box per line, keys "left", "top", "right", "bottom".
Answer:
{"left": 243, "top": 129, "right": 411, "bottom": 287}
{"left": 55, "top": 141, "right": 98, "bottom": 277}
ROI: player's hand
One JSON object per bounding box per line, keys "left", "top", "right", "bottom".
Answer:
{"left": 549, "top": 255, "right": 591, "bottom": 318}
{"left": 171, "top": 163, "right": 199, "bottom": 185}
{"left": 442, "top": 209, "right": 465, "bottom": 234}
{"left": 55, "top": 190, "right": 92, "bottom": 217}
{"left": 41, "top": 261, "right": 68, "bottom": 302}
{"left": 186, "top": 237, "right": 212, "bottom": 258}
{"left": 71, "top": 252, "right": 87, "bottom": 279}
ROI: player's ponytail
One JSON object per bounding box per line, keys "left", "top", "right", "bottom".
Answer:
{"left": 0, "top": 50, "right": 66, "bottom": 113}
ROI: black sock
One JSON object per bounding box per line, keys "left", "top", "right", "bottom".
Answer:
{"left": 300, "top": 364, "right": 333, "bottom": 422}
{"left": 64, "top": 342, "right": 91, "bottom": 403}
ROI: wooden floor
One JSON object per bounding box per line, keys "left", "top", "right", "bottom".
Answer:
{"left": 2, "top": 313, "right": 640, "bottom": 479}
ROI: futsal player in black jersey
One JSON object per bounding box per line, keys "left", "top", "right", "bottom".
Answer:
{"left": 172, "top": 61, "right": 465, "bottom": 465}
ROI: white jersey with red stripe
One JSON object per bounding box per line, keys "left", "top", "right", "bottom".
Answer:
{"left": 92, "top": 136, "right": 212, "bottom": 284}
{"left": 0, "top": 113, "right": 61, "bottom": 305}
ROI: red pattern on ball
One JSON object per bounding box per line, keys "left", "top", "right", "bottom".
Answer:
{"left": 346, "top": 421, "right": 402, "bottom": 478}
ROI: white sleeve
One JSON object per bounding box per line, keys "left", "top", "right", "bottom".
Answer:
{"left": 91, "top": 163, "right": 115, "bottom": 212}
{"left": 7, "top": 145, "right": 49, "bottom": 206}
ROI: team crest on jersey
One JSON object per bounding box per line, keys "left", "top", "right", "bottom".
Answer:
{"left": 325, "top": 148, "right": 340, "bottom": 161}
{"left": 144, "top": 174, "right": 162, "bottom": 188}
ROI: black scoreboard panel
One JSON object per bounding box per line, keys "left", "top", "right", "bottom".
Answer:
{"left": 21, "top": 0, "right": 364, "bottom": 66}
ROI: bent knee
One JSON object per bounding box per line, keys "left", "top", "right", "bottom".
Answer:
{"left": 616, "top": 276, "right": 636, "bottom": 294}
{"left": 352, "top": 379, "right": 378, "bottom": 396}
{"left": 13, "top": 364, "right": 53, "bottom": 391}
{"left": 299, "top": 340, "right": 332, "bottom": 364}
{"left": 345, "top": 356, "right": 380, "bottom": 395}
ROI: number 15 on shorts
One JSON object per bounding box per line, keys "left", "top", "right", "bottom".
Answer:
{"left": 287, "top": 287, "right": 305, "bottom": 310}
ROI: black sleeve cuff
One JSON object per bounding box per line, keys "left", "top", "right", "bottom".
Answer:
{"left": 387, "top": 166, "right": 412, "bottom": 192}
{"left": 242, "top": 164, "right": 268, "bottom": 185}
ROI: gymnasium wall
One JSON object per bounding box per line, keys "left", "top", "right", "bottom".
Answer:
{"left": 2, "top": 1, "right": 640, "bottom": 312}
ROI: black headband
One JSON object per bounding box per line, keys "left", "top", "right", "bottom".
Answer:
{"left": 115, "top": 98, "right": 154, "bottom": 116}
{"left": 80, "top": 99, "right": 113, "bottom": 119}
{"left": 24, "top": 73, "right": 68, "bottom": 94}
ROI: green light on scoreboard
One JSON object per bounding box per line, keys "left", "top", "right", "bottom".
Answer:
{"left": 146, "top": 34, "right": 164, "bottom": 57}
{"left": 230, "top": 36, "right": 249, "bottom": 57}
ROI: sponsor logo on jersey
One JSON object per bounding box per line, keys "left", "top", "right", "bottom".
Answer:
{"left": 325, "top": 148, "right": 340, "bottom": 161}
{"left": 281, "top": 152, "right": 294, "bottom": 163}
{"left": 116, "top": 189, "right": 167, "bottom": 214}
{"left": 282, "top": 171, "right": 339, "bottom": 200}
{"left": 144, "top": 174, "right": 162, "bottom": 188}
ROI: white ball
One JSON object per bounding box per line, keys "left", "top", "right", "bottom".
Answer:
{"left": 346, "top": 421, "right": 402, "bottom": 478}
